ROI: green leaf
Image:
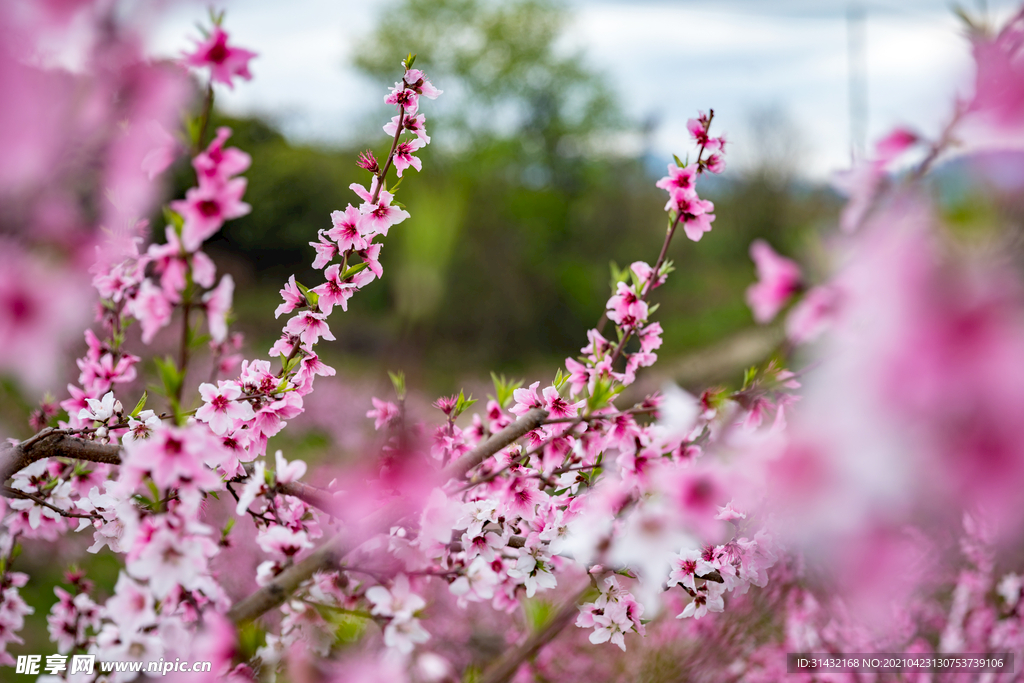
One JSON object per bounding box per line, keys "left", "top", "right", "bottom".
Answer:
{"left": 489, "top": 372, "right": 523, "bottom": 409}
{"left": 673, "top": 153, "right": 685, "bottom": 168}
{"left": 404, "top": 52, "right": 416, "bottom": 70}
{"left": 282, "top": 353, "right": 303, "bottom": 374}
{"left": 462, "top": 666, "right": 482, "bottom": 683}
{"left": 523, "top": 597, "right": 556, "bottom": 632}
{"left": 331, "top": 611, "right": 368, "bottom": 643}
{"left": 147, "top": 480, "right": 161, "bottom": 506}
{"left": 587, "top": 376, "right": 622, "bottom": 412}
{"left": 237, "top": 621, "right": 266, "bottom": 661}
{"left": 552, "top": 367, "right": 567, "bottom": 391}
{"left": 341, "top": 262, "right": 370, "bottom": 280}
{"left": 154, "top": 356, "right": 182, "bottom": 399}
{"left": 388, "top": 370, "right": 407, "bottom": 400}
{"left": 608, "top": 260, "right": 630, "bottom": 291}
{"left": 130, "top": 392, "right": 148, "bottom": 418}
{"left": 628, "top": 265, "right": 642, "bottom": 291}
{"left": 163, "top": 207, "right": 185, "bottom": 236}
{"left": 293, "top": 281, "right": 319, "bottom": 308}
{"left": 190, "top": 332, "right": 212, "bottom": 350}
{"left": 452, "top": 390, "right": 478, "bottom": 420}
{"left": 310, "top": 602, "right": 369, "bottom": 644}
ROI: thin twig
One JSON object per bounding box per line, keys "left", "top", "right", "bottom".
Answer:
{"left": 606, "top": 111, "right": 715, "bottom": 370}
{"left": 2, "top": 486, "right": 102, "bottom": 521}
{"left": 478, "top": 582, "right": 592, "bottom": 683}
{"left": 371, "top": 103, "right": 406, "bottom": 205}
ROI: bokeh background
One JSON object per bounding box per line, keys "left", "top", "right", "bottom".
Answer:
{"left": 6, "top": 0, "right": 1023, "bottom": 662}
{"left": 141, "top": 0, "right": 1014, "bottom": 397}
{"left": 6, "top": 0, "right": 1018, "bottom": 459}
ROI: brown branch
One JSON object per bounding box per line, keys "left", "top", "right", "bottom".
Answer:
{"left": 228, "top": 535, "right": 349, "bottom": 623}
{"left": 440, "top": 407, "right": 548, "bottom": 483}
{"left": 0, "top": 433, "right": 121, "bottom": 485}
{"left": 239, "top": 463, "right": 338, "bottom": 514}
{"left": 478, "top": 582, "right": 591, "bottom": 683}
{"left": 227, "top": 498, "right": 403, "bottom": 623}
{"left": 1, "top": 486, "right": 102, "bottom": 521}
{"left": 227, "top": 408, "right": 551, "bottom": 624}
{"left": 450, "top": 534, "right": 525, "bottom": 553}
{"left": 2, "top": 387, "right": 551, "bottom": 628}
{"left": 0, "top": 434, "right": 338, "bottom": 521}
{"left": 371, "top": 103, "right": 406, "bottom": 205}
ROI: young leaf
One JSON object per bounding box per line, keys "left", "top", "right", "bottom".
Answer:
{"left": 341, "top": 262, "right": 370, "bottom": 280}
{"left": 130, "top": 392, "right": 148, "bottom": 418}
{"left": 452, "top": 390, "right": 478, "bottom": 420}
{"left": 163, "top": 207, "right": 185, "bottom": 235}
{"left": 388, "top": 370, "right": 407, "bottom": 400}
{"left": 522, "top": 597, "right": 556, "bottom": 632}
{"left": 628, "top": 265, "right": 642, "bottom": 291}
{"left": 490, "top": 372, "right": 523, "bottom": 409}
{"left": 553, "top": 367, "right": 567, "bottom": 391}
{"left": 154, "top": 357, "right": 182, "bottom": 399}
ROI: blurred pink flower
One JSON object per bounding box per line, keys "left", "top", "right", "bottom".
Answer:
{"left": 202, "top": 274, "right": 235, "bottom": 343}
{"left": 182, "top": 25, "right": 257, "bottom": 89}
{"left": 171, "top": 177, "right": 251, "bottom": 252}
{"left": 746, "top": 239, "right": 802, "bottom": 323}
{"left": 0, "top": 244, "right": 88, "bottom": 391}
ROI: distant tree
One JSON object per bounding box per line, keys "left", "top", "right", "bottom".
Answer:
{"left": 355, "top": 0, "right": 624, "bottom": 183}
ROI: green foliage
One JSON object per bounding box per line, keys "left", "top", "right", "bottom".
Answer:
{"left": 129, "top": 391, "right": 147, "bottom": 417}
{"left": 489, "top": 372, "right": 523, "bottom": 409}
{"left": 237, "top": 621, "right": 267, "bottom": 662}
{"left": 153, "top": 356, "right": 182, "bottom": 403}
{"left": 162, "top": 207, "right": 184, "bottom": 236}
{"left": 587, "top": 375, "right": 622, "bottom": 412}
{"left": 355, "top": 0, "right": 622, "bottom": 159}
{"left": 522, "top": 596, "right": 556, "bottom": 631}
{"left": 451, "top": 389, "right": 478, "bottom": 420}
{"left": 295, "top": 279, "right": 319, "bottom": 308}
{"left": 388, "top": 370, "right": 407, "bottom": 399}
{"left": 552, "top": 366, "right": 567, "bottom": 391}
{"left": 159, "top": 0, "right": 841, "bottom": 390}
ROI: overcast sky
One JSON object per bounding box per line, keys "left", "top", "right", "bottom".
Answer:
{"left": 151, "top": 0, "right": 1018, "bottom": 179}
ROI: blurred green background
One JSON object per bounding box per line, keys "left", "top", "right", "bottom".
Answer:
{"left": 186, "top": 0, "right": 841, "bottom": 396}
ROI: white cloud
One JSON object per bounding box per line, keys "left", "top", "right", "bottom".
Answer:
{"left": 140, "top": 0, "right": 1014, "bottom": 178}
